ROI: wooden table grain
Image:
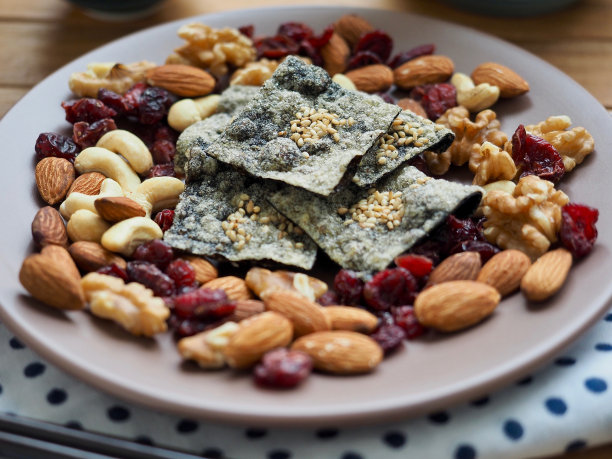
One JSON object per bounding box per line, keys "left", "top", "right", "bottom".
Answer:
{"left": 1, "top": 0, "right": 610, "bottom": 457}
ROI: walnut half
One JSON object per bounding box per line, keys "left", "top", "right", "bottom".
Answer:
{"left": 69, "top": 61, "right": 156, "bottom": 98}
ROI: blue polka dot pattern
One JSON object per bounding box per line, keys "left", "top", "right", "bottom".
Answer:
{"left": 135, "top": 436, "right": 154, "bottom": 445}
{"left": 503, "top": 419, "right": 524, "bottom": 440}
{"left": 9, "top": 337, "right": 24, "bottom": 349}
{"left": 202, "top": 447, "right": 224, "bottom": 458}
{"left": 107, "top": 406, "right": 130, "bottom": 422}
{"left": 545, "top": 398, "right": 568, "bottom": 415}
{"left": 267, "top": 450, "right": 291, "bottom": 459}
{"left": 428, "top": 411, "right": 450, "bottom": 424}
{"left": 565, "top": 440, "right": 587, "bottom": 452}
{"left": 23, "top": 362, "right": 45, "bottom": 378}
{"left": 383, "top": 431, "right": 406, "bottom": 448}
{"left": 65, "top": 421, "right": 82, "bottom": 430}
{"left": 177, "top": 419, "right": 198, "bottom": 433}
{"left": 245, "top": 427, "right": 267, "bottom": 439}
{"left": 316, "top": 428, "right": 339, "bottom": 439}
{"left": 46, "top": 388, "right": 67, "bottom": 405}
{"left": 0, "top": 383, "right": 3, "bottom": 395}
{"left": 455, "top": 444, "right": 477, "bottom": 459}
{"left": 554, "top": 357, "right": 576, "bottom": 366}
{"left": 516, "top": 376, "right": 533, "bottom": 386}
{"left": 585, "top": 377, "right": 607, "bottom": 393}
{"left": 470, "top": 396, "right": 490, "bottom": 407}
{"left": 341, "top": 453, "right": 364, "bottom": 459}
{"left": 604, "top": 313, "right": 612, "bottom": 321}
{"left": 595, "top": 343, "right": 612, "bottom": 351}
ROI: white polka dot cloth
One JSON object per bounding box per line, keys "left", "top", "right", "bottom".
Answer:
{"left": 1, "top": 311, "right": 611, "bottom": 459}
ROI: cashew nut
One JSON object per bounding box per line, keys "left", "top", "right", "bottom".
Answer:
{"left": 60, "top": 178, "right": 123, "bottom": 219}
{"left": 133, "top": 177, "right": 185, "bottom": 213}
{"left": 74, "top": 147, "right": 141, "bottom": 192}
{"left": 332, "top": 73, "right": 357, "bottom": 91}
{"left": 96, "top": 130, "right": 153, "bottom": 174}
{"left": 67, "top": 209, "right": 112, "bottom": 243}
{"left": 451, "top": 72, "right": 500, "bottom": 112}
{"left": 168, "top": 94, "right": 220, "bottom": 131}
{"left": 101, "top": 217, "right": 163, "bottom": 256}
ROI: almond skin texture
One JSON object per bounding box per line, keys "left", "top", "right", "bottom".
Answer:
{"left": 146, "top": 64, "right": 215, "bottom": 97}
{"left": 345, "top": 65, "right": 394, "bottom": 93}
{"left": 426, "top": 251, "right": 481, "bottom": 287}
{"left": 203, "top": 276, "right": 252, "bottom": 301}
{"left": 471, "top": 62, "right": 529, "bottom": 98}
{"left": 19, "top": 246, "right": 85, "bottom": 310}
{"left": 68, "top": 241, "right": 127, "bottom": 272}
{"left": 292, "top": 330, "right": 383, "bottom": 374}
{"left": 224, "top": 311, "right": 293, "bottom": 369}
{"left": 477, "top": 249, "right": 531, "bottom": 297}
{"left": 182, "top": 256, "right": 218, "bottom": 284}
{"left": 393, "top": 55, "right": 454, "bottom": 90}
{"left": 397, "top": 98, "right": 428, "bottom": 118}
{"left": 35, "top": 157, "right": 75, "bottom": 205}
{"left": 94, "top": 196, "right": 146, "bottom": 222}
{"left": 263, "top": 290, "right": 330, "bottom": 337}
{"left": 322, "top": 306, "right": 379, "bottom": 334}
{"left": 31, "top": 206, "right": 68, "bottom": 248}
{"left": 521, "top": 248, "right": 572, "bottom": 301}
{"left": 414, "top": 280, "right": 501, "bottom": 332}
{"left": 227, "top": 299, "right": 266, "bottom": 322}
{"left": 320, "top": 32, "right": 350, "bottom": 76}
{"left": 334, "top": 14, "right": 374, "bottom": 48}
{"left": 67, "top": 172, "right": 106, "bottom": 196}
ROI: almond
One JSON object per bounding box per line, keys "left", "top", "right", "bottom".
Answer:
{"left": 224, "top": 311, "right": 293, "bottom": 368}
{"left": 68, "top": 241, "right": 127, "bottom": 272}
{"left": 320, "top": 32, "right": 350, "bottom": 76}
{"left": 414, "top": 280, "right": 500, "bottom": 332}
{"left": 227, "top": 299, "right": 266, "bottom": 322}
{"left": 35, "top": 157, "right": 75, "bottom": 205}
{"left": 94, "top": 196, "right": 146, "bottom": 222}
{"left": 203, "top": 276, "right": 252, "bottom": 301}
{"left": 333, "top": 14, "right": 374, "bottom": 48}
{"left": 292, "top": 331, "right": 383, "bottom": 374}
{"left": 146, "top": 64, "right": 215, "bottom": 97}
{"left": 397, "top": 98, "right": 428, "bottom": 118}
{"left": 245, "top": 267, "right": 327, "bottom": 299}
{"left": 182, "top": 255, "right": 218, "bottom": 284}
{"left": 471, "top": 62, "right": 529, "bottom": 98}
{"left": 68, "top": 172, "right": 106, "bottom": 196}
{"left": 322, "top": 306, "right": 379, "bottom": 334}
{"left": 31, "top": 206, "right": 68, "bottom": 248}
{"left": 477, "top": 249, "right": 531, "bottom": 296}
{"left": 426, "top": 251, "right": 481, "bottom": 287}
{"left": 345, "top": 64, "right": 393, "bottom": 93}
{"left": 521, "top": 248, "right": 572, "bottom": 301}
{"left": 393, "top": 55, "right": 454, "bottom": 90}
{"left": 19, "top": 245, "right": 85, "bottom": 310}
{"left": 263, "top": 290, "right": 330, "bottom": 337}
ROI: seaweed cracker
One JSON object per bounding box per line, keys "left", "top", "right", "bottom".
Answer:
{"left": 217, "top": 84, "right": 260, "bottom": 115}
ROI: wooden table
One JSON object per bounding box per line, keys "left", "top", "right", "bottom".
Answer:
{"left": 0, "top": 0, "right": 610, "bottom": 457}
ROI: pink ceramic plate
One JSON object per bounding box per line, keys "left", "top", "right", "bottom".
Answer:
{"left": 1, "top": 6, "right": 611, "bottom": 427}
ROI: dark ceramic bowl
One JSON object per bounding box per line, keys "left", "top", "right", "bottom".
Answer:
{"left": 440, "top": 0, "right": 579, "bottom": 17}
{"left": 66, "top": 0, "right": 165, "bottom": 19}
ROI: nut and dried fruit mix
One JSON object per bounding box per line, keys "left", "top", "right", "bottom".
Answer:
{"left": 19, "top": 14, "right": 599, "bottom": 389}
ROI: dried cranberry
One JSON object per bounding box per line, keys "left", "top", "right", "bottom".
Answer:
{"left": 138, "top": 87, "right": 172, "bottom": 125}
{"left": 165, "top": 259, "right": 196, "bottom": 288}
{"left": 127, "top": 261, "right": 175, "bottom": 297}
{"left": 409, "top": 239, "right": 445, "bottom": 266}
{"left": 96, "top": 263, "right": 129, "bottom": 282}
{"left": 407, "top": 155, "right": 432, "bottom": 176}
{"left": 333, "top": 269, "right": 364, "bottom": 305}
{"left": 388, "top": 43, "right": 435, "bottom": 69}
{"left": 363, "top": 268, "right": 417, "bottom": 311}
{"left": 376, "top": 92, "right": 396, "bottom": 104}
{"left": 447, "top": 215, "right": 485, "bottom": 244}
{"left": 305, "top": 25, "right": 334, "bottom": 48}
{"left": 175, "top": 318, "right": 208, "bottom": 337}
{"left": 370, "top": 323, "right": 405, "bottom": 354}
{"left": 122, "top": 82, "right": 147, "bottom": 115}
{"left": 254, "top": 348, "right": 313, "bottom": 389}
{"left": 154, "top": 125, "right": 178, "bottom": 143}
{"left": 512, "top": 125, "right": 565, "bottom": 183}
{"left": 559, "top": 203, "right": 599, "bottom": 258}
{"left": 146, "top": 163, "right": 177, "bottom": 178}
{"left": 72, "top": 118, "right": 117, "bottom": 148}
{"left": 394, "top": 254, "right": 433, "bottom": 278}
{"left": 254, "top": 35, "right": 299, "bottom": 59}
{"left": 34, "top": 132, "right": 79, "bottom": 163}
{"left": 278, "top": 22, "right": 313, "bottom": 42}
{"left": 173, "top": 288, "right": 235, "bottom": 319}
{"left": 317, "top": 290, "right": 339, "bottom": 306}
{"left": 154, "top": 209, "right": 175, "bottom": 232}
{"left": 97, "top": 88, "right": 125, "bottom": 115}
{"left": 449, "top": 240, "right": 500, "bottom": 264}
{"left": 151, "top": 139, "right": 176, "bottom": 164}
{"left": 346, "top": 50, "right": 383, "bottom": 70}
{"left": 62, "top": 98, "right": 117, "bottom": 124}
{"left": 354, "top": 30, "right": 393, "bottom": 62}
{"left": 175, "top": 282, "right": 199, "bottom": 295}
{"left": 392, "top": 306, "right": 425, "bottom": 340}
{"left": 132, "top": 239, "right": 174, "bottom": 270}
{"left": 238, "top": 24, "right": 254, "bottom": 38}
{"left": 298, "top": 40, "right": 324, "bottom": 67}
{"left": 410, "top": 84, "right": 457, "bottom": 120}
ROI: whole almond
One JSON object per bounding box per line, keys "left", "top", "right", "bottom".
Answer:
{"left": 224, "top": 311, "right": 293, "bottom": 369}
{"left": 414, "top": 280, "right": 501, "bottom": 332}
{"left": 521, "top": 248, "right": 572, "bottom": 301}
{"left": 68, "top": 172, "right": 106, "bottom": 196}
{"left": 334, "top": 14, "right": 374, "bottom": 48}
{"left": 393, "top": 55, "right": 454, "bottom": 90}
{"left": 35, "top": 157, "right": 75, "bottom": 205}
{"left": 292, "top": 330, "right": 383, "bottom": 374}
{"left": 477, "top": 249, "right": 531, "bottom": 296}
{"left": 345, "top": 65, "right": 393, "bottom": 93}
{"left": 471, "top": 62, "right": 529, "bottom": 98}
{"left": 427, "top": 251, "right": 481, "bottom": 287}
{"left": 68, "top": 241, "right": 127, "bottom": 272}
{"left": 263, "top": 290, "right": 330, "bottom": 337}
{"left": 19, "top": 246, "right": 85, "bottom": 310}
{"left": 203, "top": 276, "right": 252, "bottom": 301}
{"left": 182, "top": 256, "right": 218, "bottom": 284}
{"left": 320, "top": 32, "right": 350, "bottom": 76}
{"left": 227, "top": 299, "right": 266, "bottom": 322}
{"left": 322, "top": 306, "right": 379, "bottom": 334}
{"left": 146, "top": 64, "right": 215, "bottom": 97}
{"left": 94, "top": 196, "right": 146, "bottom": 222}
{"left": 31, "top": 206, "right": 68, "bottom": 248}
{"left": 397, "top": 98, "right": 428, "bottom": 119}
